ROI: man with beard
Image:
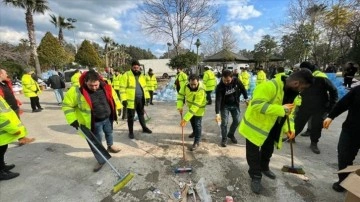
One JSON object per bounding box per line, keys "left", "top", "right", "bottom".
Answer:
{"left": 120, "top": 60, "right": 152, "bottom": 139}
{"left": 177, "top": 74, "right": 207, "bottom": 151}
{"left": 215, "top": 69, "right": 248, "bottom": 147}
{"left": 238, "top": 69, "right": 314, "bottom": 194}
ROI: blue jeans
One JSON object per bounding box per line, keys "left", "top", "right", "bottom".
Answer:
{"left": 220, "top": 105, "right": 240, "bottom": 139}
{"left": 190, "top": 116, "right": 202, "bottom": 143}
{"left": 91, "top": 118, "right": 113, "bottom": 164}
{"left": 53, "top": 89, "right": 64, "bottom": 103}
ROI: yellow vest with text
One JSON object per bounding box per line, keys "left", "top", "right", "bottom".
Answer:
{"left": 21, "top": 74, "right": 41, "bottom": 98}
{"left": 0, "top": 97, "right": 27, "bottom": 146}
{"left": 239, "top": 76, "right": 295, "bottom": 149}
{"left": 62, "top": 86, "right": 122, "bottom": 130}
{"left": 203, "top": 70, "right": 216, "bottom": 91}
{"left": 146, "top": 74, "right": 158, "bottom": 91}
{"left": 176, "top": 82, "right": 207, "bottom": 121}
{"left": 119, "top": 70, "right": 150, "bottom": 109}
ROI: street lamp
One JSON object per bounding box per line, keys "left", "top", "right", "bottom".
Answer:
{"left": 194, "top": 38, "right": 201, "bottom": 75}
{"left": 167, "top": 42, "right": 172, "bottom": 59}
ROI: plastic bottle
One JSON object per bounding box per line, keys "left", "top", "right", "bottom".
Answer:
{"left": 195, "top": 177, "right": 212, "bottom": 202}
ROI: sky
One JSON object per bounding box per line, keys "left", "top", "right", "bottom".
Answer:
{"left": 0, "top": 0, "right": 290, "bottom": 58}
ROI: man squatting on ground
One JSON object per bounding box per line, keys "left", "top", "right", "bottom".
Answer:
{"left": 238, "top": 69, "right": 314, "bottom": 194}
{"left": 62, "top": 70, "right": 122, "bottom": 172}
{"left": 215, "top": 69, "right": 248, "bottom": 147}
{"left": 177, "top": 74, "right": 207, "bottom": 151}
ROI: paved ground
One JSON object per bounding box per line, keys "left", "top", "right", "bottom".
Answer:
{"left": 0, "top": 88, "right": 357, "bottom": 202}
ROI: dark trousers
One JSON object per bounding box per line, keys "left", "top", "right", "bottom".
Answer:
{"left": 29, "top": 96, "right": 41, "bottom": 110}
{"left": 337, "top": 130, "right": 360, "bottom": 183}
{"left": 206, "top": 91, "right": 212, "bottom": 104}
{"left": 246, "top": 129, "right": 278, "bottom": 179}
{"left": 190, "top": 116, "right": 202, "bottom": 143}
{"left": 0, "top": 144, "right": 8, "bottom": 170}
{"left": 220, "top": 105, "right": 240, "bottom": 139}
{"left": 127, "top": 98, "right": 147, "bottom": 133}
{"left": 149, "top": 90, "right": 154, "bottom": 104}
{"left": 344, "top": 78, "right": 353, "bottom": 88}
{"left": 295, "top": 107, "right": 326, "bottom": 143}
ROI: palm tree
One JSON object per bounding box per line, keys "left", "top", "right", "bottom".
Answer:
{"left": 49, "top": 14, "right": 76, "bottom": 45}
{"left": 3, "top": 0, "right": 50, "bottom": 76}
{"left": 101, "top": 36, "right": 113, "bottom": 67}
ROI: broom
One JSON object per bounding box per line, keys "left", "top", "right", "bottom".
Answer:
{"left": 281, "top": 116, "right": 305, "bottom": 175}
{"left": 79, "top": 125, "right": 134, "bottom": 193}
{"left": 144, "top": 109, "right": 151, "bottom": 123}
{"left": 174, "top": 112, "right": 192, "bottom": 173}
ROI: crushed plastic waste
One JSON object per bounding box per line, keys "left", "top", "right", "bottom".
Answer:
{"left": 195, "top": 177, "right": 212, "bottom": 202}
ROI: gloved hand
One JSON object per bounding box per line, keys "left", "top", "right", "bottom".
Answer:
{"left": 13, "top": 131, "right": 21, "bottom": 136}
{"left": 122, "top": 100, "right": 127, "bottom": 108}
{"left": 180, "top": 119, "right": 187, "bottom": 127}
{"left": 286, "top": 131, "right": 295, "bottom": 140}
{"left": 215, "top": 114, "right": 221, "bottom": 123}
{"left": 70, "top": 120, "right": 79, "bottom": 130}
{"left": 178, "top": 108, "right": 183, "bottom": 115}
{"left": 283, "top": 103, "right": 295, "bottom": 115}
{"left": 323, "top": 118, "right": 333, "bottom": 129}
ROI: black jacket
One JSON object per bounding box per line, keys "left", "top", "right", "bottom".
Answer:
{"left": 299, "top": 76, "right": 338, "bottom": 112}
{"left": 328, "top": 85, "right": 360, "bottom": 133}
{"left": 47, "top": 74, "right": 63, "bottom": 89}
{"left": 215, "top": 77, "right": 248, "bottom": 114}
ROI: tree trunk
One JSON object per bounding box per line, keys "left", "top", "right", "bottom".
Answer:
{"left": 59, "top": 27, "right": 64, "bottom": 45}
{"left": 25, "top": 9, "right": 41, "bottom": 77}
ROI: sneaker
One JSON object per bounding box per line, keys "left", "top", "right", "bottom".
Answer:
{"left": 251, "top": 178, "right": 262, "bottom": 194}
{"left": 93, "top": 163, "right": 104, "bottom": 172}
{"left": 0, "top": 170, "right": 19, "bottom": 181}
{"left": 227, "top": 135, "right": 238, "bottom": 144}
{"left": 18, "top": 137, "right": 35, "bottom": 146}
{"left": 332, "top": 182, "right": 345, "bottom": 192}
{"left": 190, "top": 142, "right": 200, "bottom": 151}
{"left": 3, "top": 164, "right": 15, "bottom": 171}
{"left": 129, "top": 133, "right": 134, "bottom": 139}
{"left": 262, "top": 170, "right": 276, "bottom": 179}
{"left": 310, "top": 143, "right": 320, "bottom": 154}
{"left": 107, "top": 146, "right": 121, "bottom": 153}
{"left": 221, "top": 138, "right": 227, "bottom": 147}
{"left": 32, "top": 109, "right": 41, "bottom": 113}
{"left": 39, "top": 107, "right": 44, "bottom": 111}
{"left": 143, "top": 127, "right": 152, "bottom": 134}
{"left": 188, "top": 133, "right": 195, "bottom": 138}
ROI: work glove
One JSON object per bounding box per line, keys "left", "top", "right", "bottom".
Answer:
{"left": 122, "top": 100, "right": 128, "bottom": 108}
{"left": 180, "top": 119, "right": 187, "bottom": 127}
{"left": 286, "top": 131, "right": 295, "bottom": 140}
{"left": 323, "top": 118, "right": 333, "bottom": 129}
{"left": 283, "top": 103, "right": 295, "bottom": 116}
{"left": 178, "top": 108, "right": 183, "bottom": 115}
{"left": 13, "top": 131, "right": 21, "bottom": 136}
{"left": 70, "top": 120, "right": 79, "bottom": 130}
{"left": 215, "top": 114, "right": 221, "bottom": 124}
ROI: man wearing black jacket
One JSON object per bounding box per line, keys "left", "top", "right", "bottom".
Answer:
{"left": 294, "top": 61, "right": 338, "bottom": 154}
{"left": 47, "top": 71, "right": 65, "bottom": 105}
{"left": 323, "top": 85, "right": 360, "bottom": 192}
{"left": 215, "top": 70, "right": 248, "bottom": 147}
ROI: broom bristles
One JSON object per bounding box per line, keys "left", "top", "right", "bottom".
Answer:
{"left": 112, "top": 172, "right": 135, "bottom": 194}
{"left": 281, "top": 165, "right": 305, "bottom": 175}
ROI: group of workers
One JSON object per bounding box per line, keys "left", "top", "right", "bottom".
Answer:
{"left": 1, "top": 60, "right": 359, "bottom": 198}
